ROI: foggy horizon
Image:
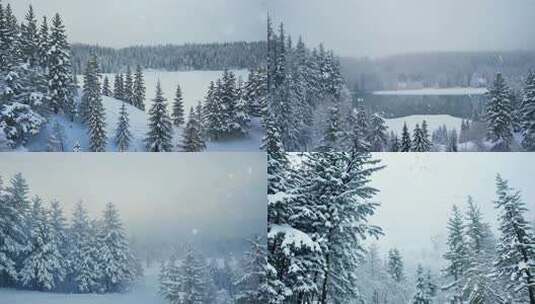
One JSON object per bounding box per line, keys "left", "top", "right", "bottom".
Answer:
{"left": 0, "top": 153, "right": 267, "bottom": 244}
{"left": 268, "top": 0, "right": 535, "bottom": 58}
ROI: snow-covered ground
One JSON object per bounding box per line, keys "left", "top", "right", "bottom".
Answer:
{"left": 0, "top": 267, "right": 165, "bottom": 304}
{"left": 373, "top": 87, "right": 487, "bottom": 96}
{"left": 385, "top": 114, "right": 464, "bottom": 135}
{"left": 24, "top": 70, "right": 263, "bottom": 152}
{"left": 100, "top": 70, "right": 249, "bottom": 114}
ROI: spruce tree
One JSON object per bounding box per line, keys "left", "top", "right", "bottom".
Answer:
{"left": 20, "top": 197, "right": 64, "bottom": 291}
{"left": 367, "top": 113, "right": 388, "bottom": 151}
{"left": 443, "top": 205, "right": 469, "bottom": 303}
{"left": 172, "top": 84, "right": 185, "bottom": 127}
{"left": 411, "top": 265, "right": 430, "bottom": 304}
{"left": 48, "top": 13, "right": 75, "bottom": 118}
{"left": 493, "top": 175, "right": 535, "bottom": 304}
{"left": 132, "top": 65, "right": 145, "bottom": 110}
{"left": 97, "top": 202, "right": 135, "bottom": 292}
{"left": 387, "top": 248, "right": 404, "bottom": 282}
{"left": 145, "top": 81, "right": 173, "bottom": 152}
{"left": 19, "top": 5, "right": 39, "bottom": 67}
{"left": 102, "top": 76, "right": 112, "bottom": 96}
{"left": 114, "top": 73, "right": 124, "bottom": 101}
{"left": 83, "top": 55, "right": 107, "bottom": 152}
{"left": 401, "top": 122, "right": 411, "bottom": 152}
{"left": 521, "top": 71, "right": 535, "bottom": 151}
{"left": 0, "top": 174, "right": 28, "bottom": 284}
{"left": 123, "top": 66, "right": 133, "bottom": 105}
{"left": 447, "top": 129, "right": 458, "bottom": 152}
{"left": 389, "top": 132, "right": 400, "bottom": 152}
{"left": 114, "top": 102, "right": 132, "bottom": 152}
{"left": 485, "top": 73, "right": 514, "bottom": 151}
{"left": 234, "top": 237, "right": 270, "bottom": 304}
{"left": 69, "top": 201, "right": 101, "bottom": 293}
{"left": 37, "top": 16, "right": 49, "bottom": 69}
{"left": 412, "top": 124, "right": 431, "bottom": 152}
{"left": 178, "top": 107, "right": 206, "bottom": 152}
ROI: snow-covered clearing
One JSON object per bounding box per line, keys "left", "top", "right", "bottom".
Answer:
{"left": 100, "top": 70, "right": 249, "bottom": 113}
{"left": 373, "top": 87, "right": 487, "bottom": 96}
{"left": 0, "top": 267, "right": 165, "bottom": 304}
{"left": 385, "top": 114, "right": 464, "bottom": 135}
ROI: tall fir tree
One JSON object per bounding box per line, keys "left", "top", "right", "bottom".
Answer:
{"left": 387, "top": 248, "right": 404, "bottom": 282}
{"left": 401, "top": 122, "right": 411, "bottom": 152}
{"left": 443, "top": 205, "right": 469, "bottom": 303}
{"left": 37, "top": 16, "right": 49, "bottom": 69}
{"left": 82, "top": 55, "right": 107, "bottom": 152}
{"left": 102, "top": 76, "right": 111, "bottom": 96}
{"left": 493, "top": 175, "right": 535, "bottom": 304}
{"left": 114, "top": 73, "right": 124, "bottom": 101}
{"left": 145, "top": 81, "right": 173, "bottom": 152}
{"left": 171, "top": 84, "right": 185, "bottom": 127}
{"left": 485, "top": 73, "right": 514, "bottom": 151}
{"left": 178, "top": 107, "right": 206, "bottom": 152}
{"left": 132, "top": 65, "right": 145, "bottom": 110}
{"left": 123, "top": 66, "right": 134, "bottom": 105}
{"left": 48, "top": 13, "right": 75, "bottom": 118}
{"left": 19, "top": 5, "right": 39, "bottom": 67}
{"left": 521, "top": 71, "right": 535, "bottom": 151}
{"left": 114, "top": 102, "right": 132, "bottom": 152}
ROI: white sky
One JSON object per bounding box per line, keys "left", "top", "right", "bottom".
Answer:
{"left": 370, "top": 153, "right": 535, "bottom": 263}
{"left": 0, "top": 153, "right": 266, "bottom": 243}
{"left": 6, "top": 0, "right": 267, "bottom": 47}
{"left": 268, "top": 0, "right": 535, "bottom": 58}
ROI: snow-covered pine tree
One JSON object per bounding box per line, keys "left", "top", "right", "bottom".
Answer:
{"left": 447, "top": 129, "right": 458, "bottom": 152}
{"left": 68, "top": 201, "right": 101, "bottom": 293}
{"left": 443, "top": 204, "right": 469, "bottom": 303}
{"left": 171, "top": 84, "right": 185, "bottom": 127}
{"left": 114, "top": 73, "right": 124, "bottom": 101}
{"left": 317, "top": 104, "right": 342, "bottom": 151}
{"left": 97, "top": 202, "right": 135, "bottom": 292}
{"left": 204, "top": 80, "right": 226, "bottom": 140}
{"left": 20, "top": 197, "right": 65, "bottom": 291}
{"left": 367, "top": 113, "right": 388, "bottom": 152}
{"left": 493, "top": 175, "right": 535, "bottom": 304}
{"left": 344, "top": 107, "right": 370, "bottom": 152}
{"left": 421, "top": 120, "right": 432, "bottom": 150}
{"left": 49, "top": 200, "right": 68, "bottom": 289}
{"left": 48, "top": 13, "right": 75, "bottom": 118}
{"left": 159, "top": 253, "right": 181, "bottom": 303}
{"left": 145, "top": 81, "right": 173, "bottom": 152}
{"left": 401, "top": 122, "right": 411, "bottom": 152}
{"left": 411, "top": 265, "right": 430, "bottom": 304}
{"left": 114, "top": 102, "right": 132, "bottom": 152}
{"left": 178, "top": 107, "right": 206, "bottom": 152}
{"left": 234, "top": 237, "right": 270, "bottom": 304}
{"left": 235, "top": 79, "right": 251, "bottom": 136}
{"left": 19, "top": 5, "right": 40, "bottom": 67}
{"left": 102, "top": 76, "right": 111, "bottom": 96}
{"left": 123, "top": 66, "right": 134, "bottom": 105}
{"left": 411, "top": 124, "right": 431, "bottom": 152}
{"left": 485, "top": 73, "right": 514, "bottom": 151}
{"left": 83, "top": 55, "right": 107, "bottom": 152}
{"left": 387, "top": 248, "right": 404, "bottom": 282}
{"left": 0, "top": 174, "right": 28, "bottom": 285}
{"left": 37, "top": 16, "right": 50, "bottom": 70}
{"left": 132, "top": 65, "right": 146, "bottom": 110}
{"left": 521, "top": 71, "right": 535, "bottom": 151}
{"left": 389, "top": 132, "right": 400, "bottom": 152}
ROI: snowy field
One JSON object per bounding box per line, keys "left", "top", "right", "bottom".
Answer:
{"left": 385, "top": 114, "right": 464, "bottom": 135}
{"left": 24, "top": 69, "right": 263, "bottom": 152}
{"left": 0, "top": 267, "right": 165, "bottom": 304}
{"left": 100, "top": 70, "right": 249, "bottom": 114}
{"left": 373, "top": 87, "right": 488, "bottom": 96}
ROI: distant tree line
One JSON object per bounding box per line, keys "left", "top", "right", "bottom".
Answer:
{"left": 71, "top": 42, "right": 266, "bottom": 73}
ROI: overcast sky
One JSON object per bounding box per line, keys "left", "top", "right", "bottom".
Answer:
{"left": 370, "top": 153, "right": 535, "bottom": 267}
{"left": 0, "top": 153, "right": 266, "bottom": 244}
{"left": 7, "top": 0, "right": 267, "bottom": 47}
{"left": 268, "top": 0, "right": 535, "bottom": 58}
